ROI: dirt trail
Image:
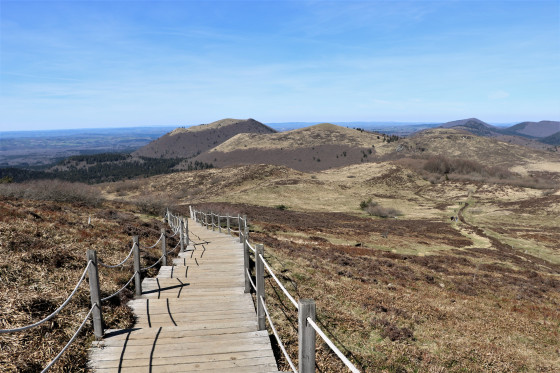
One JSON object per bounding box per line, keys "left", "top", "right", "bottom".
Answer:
{"left": 458, "top": 202, "right": 559, "bottom": 274}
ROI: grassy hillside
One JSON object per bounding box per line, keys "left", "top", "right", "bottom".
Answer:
{"left": 102, "top": 160, "right": 560, "bottom": 372}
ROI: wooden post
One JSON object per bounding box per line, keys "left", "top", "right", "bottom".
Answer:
{"left": 256, "top": 244, "right": 266, "bottom": 331}
{"left": 184, "top": 217, "right": 189, "bottom": 247}
{"left": 243, "top": 214, "right": 248, "bottom": 231}
{"left": 179, "top": 219, "right": 185, "bottom": 253}
{"left": 161, "top": 228, "right": 167, "bottom": 266}
{"left": 243, "top": 227, "right": 250, "bottom": 293}
{"left": 299, "top": 299, "right": 317, "bottom": 373}
{"left": 218, "top": 214, "right": 222, "bottom": 233}
{"left": 87, "top": 250, "right": 104, "bottom": 339}
{"left": 211, "top": 212, "right": 215, "bottom": 232}
{"left": 227, "top": 215, "right": 230, "bottom": 235}
{"left": 133, "top": 236, "right": 142, "bottom": 296}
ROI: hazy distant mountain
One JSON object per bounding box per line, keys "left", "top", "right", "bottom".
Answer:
{"left": 540, "top": 131, "right": 560, "bottom": 146}
{"left": 438, "top": 118, "right": 500, "bottom": 137}
{"left": 133, "top": 118, "right": 276, "bottom": 159}
{"left": 502, "top": 121, "right": 560, "bottom": 138}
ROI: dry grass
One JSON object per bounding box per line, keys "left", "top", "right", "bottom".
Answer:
{"left": 0, "top": 180, "right": 102, "bottom": 207}
{"left": 0, "top": 196, "right": 178, "bottom": 372}
{"left": 194, "top": 182, "right": 560, "bottom": 372}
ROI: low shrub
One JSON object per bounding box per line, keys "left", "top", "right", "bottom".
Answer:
{"left": 366, "top": 205, "right": 402, "bottom": 218}
{"left": 134, "top": 195, "right": 173, "bottom": 216}
{"left": 0, "top": 180, "right": 102, "bottom": 206}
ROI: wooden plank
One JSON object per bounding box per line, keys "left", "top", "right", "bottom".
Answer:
{"left": 89, "top": 349, "right": 275, "bottom": 369}
{"left": 95, "top": 330, "right": 269, "bottom": 348}
{"left": 89, "top": 217, "right": 278, "bottom": 372}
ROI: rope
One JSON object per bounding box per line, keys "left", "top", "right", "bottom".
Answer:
{"left": 246, "top": 268, "right": 256, "bottom": 291}
{"left": 260, "top": 254, "right": 298, "bottom": 310}
{"left": 0, "top": 261, "right": 92, "bottom": 334}
{"left": 307, "top": 317, "right": 361, "bottom": 373}
{"left": 167, "top": 241, "right": 181, "bottom": 254}
{"left": 101, "top": 272, "right": 137, "bottom": 302}
{"left": 141, "top": 254, "right": 165, "bottom": 271}
{"left": 98, "top": 246, "right": 134, "bottom": 269}
{"left": 41, "top": 305, "right": 95, "bottom": 373}
{"left": 247, "top": 241, "right": 256, "bottom": 253}
{"left": 260, "top": 296, "right": 298, "bottom": 373}
{"left": 139, "top": 233, "right": 164, "bottom": 249}
{"left": 168, "top": 228, "right": 180, "bottom": 238}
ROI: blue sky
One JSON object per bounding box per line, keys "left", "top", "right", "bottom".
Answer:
{"left": 1, "top": 0, "right": 559, "bottom": 130}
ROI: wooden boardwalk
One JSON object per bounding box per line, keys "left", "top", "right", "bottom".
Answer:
{"left": 88, "top": 220, "right": 279, "bottom": 372}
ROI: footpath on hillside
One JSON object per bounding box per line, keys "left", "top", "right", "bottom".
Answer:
{"left": 88, "top": 218, "right": 280, "bottom": 372}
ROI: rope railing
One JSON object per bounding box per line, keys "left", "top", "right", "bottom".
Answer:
{"left": 192, "top": 207, "right": 361, "bottom": 373}
{"left": 246, "top": 268, "right": 256, "bottom": 291}
{"left": 307, "top": 317, "right": 360, "bottom": 373}
{"left": 260, "top": 295, "right": 298, "bottom": 373}
{"left": 140, "top": 254, "right": 165, "bottom": 272}
{"left": 260, "top": 253, "right": 298, "bottom": 310}
{"left": 5, "top": 209, "right": 186, "bottom": 371}
{"left": 167, "top": 240, "right": 181, "bottom": 254}
{"left": 98, "top": 246, "right": 134, "bottom": 268}
{"left": 247, "top": 241, "right": 256, "bottom": 253}
{"left": 0, "top": 261, "right": 92, "bottom": 334}
{"left": 41, "top": 305, "right": 95, "bottom": 373}
{"left": 139, "top": 232, "right": 164, "bottom": 249}
{"left": 101, "top": 271, "right": 137, "bottom": 302}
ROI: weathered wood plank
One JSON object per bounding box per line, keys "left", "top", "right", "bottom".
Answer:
{"left": 89, "top": 217, "right": 278, "bottom": 372}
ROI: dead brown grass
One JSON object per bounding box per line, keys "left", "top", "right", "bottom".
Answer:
{"left": 0, "top": 196, "right": 178, "bottom": 372}
{"left": 195, "top": 202, "right": 560, "bottom": 372}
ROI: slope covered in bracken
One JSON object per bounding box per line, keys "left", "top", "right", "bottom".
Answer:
{"left": 0, "top": 181, "right": 176, "bottom": 372}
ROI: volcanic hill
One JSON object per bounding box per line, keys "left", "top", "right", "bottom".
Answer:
{"left": 503, "top": 120, "right": 560, "bottom": 138}
{"left": 192, "top": 123, "right": 387, "bottom": 172}
{"left": 133, "top": 118, "right": 276, "bottom": 159}
{"left": 435, "top": 118, "right": 560, "bottom": 150}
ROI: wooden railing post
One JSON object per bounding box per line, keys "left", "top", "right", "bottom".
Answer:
{"left": 256, "top": 244, "right": 266, "bottom": 331}
{"left": 133, "top": 236, "right": 142, "bottom": 296}
{"left": 205, "top": 212, "right": 208, "bottom": 228}
{"left": 299, "top": 299, "right": 317, "bottom": 373}
{"left": 239, "top": 216, "right": 244, "bottom": 243}
{"left": 243, "top": 227, "right": 250, "bottom": 293}
{"left": 184, "top": 217, "right": 189, "bottom": 247}
{"left": 211, "top": 212, "right": 215, "bottom": 232}
{"left": 179, "top": 219, "right": 185, "bottom": 253}
{"left": 218, "top": 214, "right": 222, "bottom": 233}
{"left": 161, "top": 228, "right": 167, "bottom": 266}
{"left": 87, "top": 250, "right": 104, "bottom": 339}
{"left": 227, "top": 215, "right": 230, "bottom": 235}
{"left": 243, "top": 214, "right": 247, "bottom": 232}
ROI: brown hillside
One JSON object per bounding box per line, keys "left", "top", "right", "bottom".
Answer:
{"left": 133, "top": 118, "right": 276, "bottom": 158}
{"left": 192, "top": 123, "right": 386, "bottom": 171}
{"left": 506, "top": 120, "right": 560, "bottom": 138}
{"left": 398, "top": 128, "right": 560, "bottom": 168}
{"left": 191, "top": 124, "right": 559, "bottom": 173}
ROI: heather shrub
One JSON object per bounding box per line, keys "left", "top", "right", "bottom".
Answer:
{"left": 366, "top": 205, "right": 402, "bottom": 218}
{"left": 0, "top": 180, "right": 102, "bottom": 206}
